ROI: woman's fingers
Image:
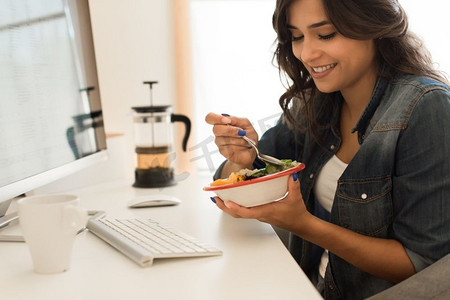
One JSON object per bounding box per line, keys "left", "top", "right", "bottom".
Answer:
{"left": 205, "top": 112, "right": 232, "bottom": 126}
{"left": 205, "top": 112, "right": 254, "bottom": 136}
{"left": 205, "top": 112, "right": 257, "bottom": 165}
{"left": 286, "top": 172, "right": 301, "bottom": 201}
{"left": 205, "top": 113, "right": 243, "bottom": 140}
{"left": 210, "top": 174, "right": 306, "bottom": 227}
{"left": 212, "top": 197, "right": 242, "bottom": 217}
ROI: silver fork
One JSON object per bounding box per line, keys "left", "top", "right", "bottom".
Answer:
{"left": 241, "top": 135, "right": 285, "bottom": 166}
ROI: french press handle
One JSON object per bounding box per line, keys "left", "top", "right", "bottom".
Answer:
{"left": 171, "top": 114, "right": 191, "bottom": 152}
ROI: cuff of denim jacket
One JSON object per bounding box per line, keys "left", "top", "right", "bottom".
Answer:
{"left": 213, "top": 160, "right": 227, "bottom": 181}
{"left": 405, "top": 247, "right": 435, "bottom": 272}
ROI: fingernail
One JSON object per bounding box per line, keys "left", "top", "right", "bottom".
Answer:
{"left": 221, "top": 113, "right": 230, "bottom": 117}
{"left": 210, "top": 197, "right": 216, "bottom": 204}
{"left": 248, "top": 146, "right": 253, "bottom": 149}
{"left": 292, "top": 172, "right": 298, "bottom": 182}
{"left": 238, "top": 129, "right": 246, "bottom": 136}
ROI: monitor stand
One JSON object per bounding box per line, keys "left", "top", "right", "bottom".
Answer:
{"left": 0, "top": 212, "right": 19, "bottom": 228}
{"left": 0, "top": 212, "right": 24, "bottom": 242}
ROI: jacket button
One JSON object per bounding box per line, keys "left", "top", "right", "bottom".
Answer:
{"left": 309, "top": 173, "right": 314, "bottom": 179}
{"left": 328, "top": 284, "right": 335, "bottom": 290}
{"left": 361, "top": 193, "right": 368, "bottom": 200}
{"left": 330, "top": 144, "right": 335, "bottom": 150}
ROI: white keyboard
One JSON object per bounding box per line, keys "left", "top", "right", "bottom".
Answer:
{"left": 87, "top": 214, "right": 222, "bottom": 267}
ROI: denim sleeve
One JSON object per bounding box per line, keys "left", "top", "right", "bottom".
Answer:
{"left": 213, "top": 160, "right": 227, "bottom": 181}
{"left": 404, "top": 248, "right": 435, "bottom": 272}
{"left": 258, "top": 117, "right": 298, "bottom": 160}
{"left": 392, "top": 88, "right": 450, "bottom": 271}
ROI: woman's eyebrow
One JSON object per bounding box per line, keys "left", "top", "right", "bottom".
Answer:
{"left": 308, "top": 20, "right": 330, "bottom": 28}
{"left": 287, "top": 20, "right": 331, "bottom": 30}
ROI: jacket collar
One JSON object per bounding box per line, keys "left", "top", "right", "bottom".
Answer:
{"left": 351, "top": 64, "right": 390, "bottom": 144}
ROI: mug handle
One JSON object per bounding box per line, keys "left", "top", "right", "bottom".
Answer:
{"left": 171, "top": 114, "right": 191, "bottom": 152}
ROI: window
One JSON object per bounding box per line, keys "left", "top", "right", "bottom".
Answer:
{"left": 190, "top": 0, "right": 283, "bottom": 172}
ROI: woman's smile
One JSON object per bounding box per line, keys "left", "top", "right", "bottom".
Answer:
{"left": 309, "top": 63, "right": 337, "bottom": 78}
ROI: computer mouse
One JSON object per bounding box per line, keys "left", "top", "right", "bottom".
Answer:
{"left": 128, "top": 195, "right": 181, "bottom": 208}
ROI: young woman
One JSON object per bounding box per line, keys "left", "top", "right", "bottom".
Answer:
{"left": 205, "top": 0, "right": 450, "bottom": 298}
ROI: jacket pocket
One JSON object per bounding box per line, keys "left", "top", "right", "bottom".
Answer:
{"left": 335, "top": 176, "right": 393, "bottom": 236}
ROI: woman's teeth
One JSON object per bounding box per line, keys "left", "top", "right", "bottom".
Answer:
{"left": 312, "top": 63, "right": 336, "bottom": 73}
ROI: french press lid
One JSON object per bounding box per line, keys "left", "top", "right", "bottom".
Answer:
{"left": 132, "top": 81, "right": 172, "bottom": 113}
{"left": 131, "top": 105, "right": 171, "bottom": 113}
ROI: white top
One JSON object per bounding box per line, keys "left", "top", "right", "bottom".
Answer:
{"left": 313, "top": 154, "right": 348, "bottom": 278}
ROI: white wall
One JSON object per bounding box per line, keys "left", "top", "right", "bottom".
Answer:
{"left": 89, "top": 0, "right": 177, "bottom": 134}
{"left": 190, "top": 0, "right": 283, "bottom": 172}
{"left": 88, "top": 0, "right": 177, "bottom": 177}
{"left": 400, "top": 0, "right": 450, "bottom": 77}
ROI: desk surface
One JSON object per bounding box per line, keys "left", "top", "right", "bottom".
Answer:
{"left": 0, "top": 171, "right": 321, "bottom": 300}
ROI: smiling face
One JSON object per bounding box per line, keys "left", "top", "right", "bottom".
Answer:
{"left": 287, "top": 0, "right": 378, "bottom": 97}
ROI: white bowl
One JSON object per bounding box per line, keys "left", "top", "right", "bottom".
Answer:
{"left": 204, "top": 163, "right": 305, "bottom": 207}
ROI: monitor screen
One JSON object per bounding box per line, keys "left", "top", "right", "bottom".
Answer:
{"left": 0, "top": 0, "right": 107, "bottom": 219}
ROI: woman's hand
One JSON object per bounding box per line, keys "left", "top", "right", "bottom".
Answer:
{"left": 212, "top": 173, "right": 313, "bottom": 232}
{"left": 205, "top": 112, "right": 259, "bottom": 169}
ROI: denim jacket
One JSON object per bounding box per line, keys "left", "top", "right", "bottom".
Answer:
{"left": 214, "top": 71, "right": 450, "bottom": 299}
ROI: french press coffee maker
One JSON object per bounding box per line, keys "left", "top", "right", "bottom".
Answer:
{"left": 132, "top": 81, "right": 191, "bottom": 188}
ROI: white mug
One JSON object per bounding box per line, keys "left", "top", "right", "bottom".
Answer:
{"left": 18, "top": 194, "right": 88, "bottom": 274}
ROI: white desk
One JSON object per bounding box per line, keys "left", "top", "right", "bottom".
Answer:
{"left": 0, "top": 171, "right": 322, "bottom": 300}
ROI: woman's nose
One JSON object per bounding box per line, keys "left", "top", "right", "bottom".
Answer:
{"left": 297, "top": 38, "right": 321, "bottom": 63}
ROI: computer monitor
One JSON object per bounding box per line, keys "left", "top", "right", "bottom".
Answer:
{"left": 0, "top": 0, "right": 107, "bottom": 226}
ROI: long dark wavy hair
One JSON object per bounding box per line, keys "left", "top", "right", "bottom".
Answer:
{"left": 272, "top": 0, "right": 448, "bottom": 144}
